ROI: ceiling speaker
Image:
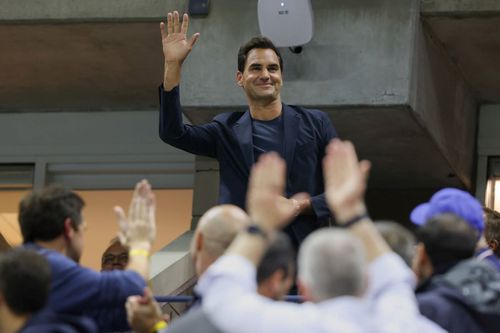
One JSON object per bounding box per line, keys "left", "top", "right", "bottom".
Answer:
{"left": 258, "top": 0, "right": 314, "bottom": 47}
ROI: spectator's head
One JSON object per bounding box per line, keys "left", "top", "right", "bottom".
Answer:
{"left": 410, "top": 188, "right": 484, "bottom": 240}
{"left": 237, "top": 36, "right": 283, "bottom": 103}
{"left": 191, "top": 205, "right": 250, "bottom": 277}
{"left": 484, "top": 208, "right": 500, "bottom": 256}
{"left": 0, "top": 248, "right": 51, "bottom": 332}
{"left": 375, "top": 221, "right": 416, "bottom": 267}
{"left": 237, "top": 36, "right": 283, "bottom": 73}
{"left": 19, "top": 185, "right": 86, "bottom": 263}
{"left": 412, "top": 213, "right": 477, "bottom": 281}
{"left": 101, "top": 237, "right": 129, "bottom": 271}
{"left": 257, "top": 232, "right": 295, "bottom": 300}
{"left": 298, "top": 229, "right": 366, "bottom": 302}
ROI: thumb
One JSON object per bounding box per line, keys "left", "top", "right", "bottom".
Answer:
{"left": 140, "top": 287, "right": 154, "bottom": 304}
{"left": 114, "top": 206, "right": 128, "bottom": 244}
{"left": 359, "top": 160, "right": 371, "bottom": 183}
{"left": 114, "top": 206, "right": 127, "bottom": 227}
{"left": 290, "top": 192, "right": 310, "bottom": 203}
{"left": 188, "top": 32, "right": 200, "bottom": 48}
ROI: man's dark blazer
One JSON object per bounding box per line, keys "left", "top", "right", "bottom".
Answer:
{"left": 159, "top": 86, "right": 337, "bottom": 245}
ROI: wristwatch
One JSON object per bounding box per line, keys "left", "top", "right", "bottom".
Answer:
{"left": 246, "top": 224, "right": 269, "bottom": 240}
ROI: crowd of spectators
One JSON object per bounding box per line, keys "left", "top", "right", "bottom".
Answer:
{"left": 1, "top": 138, "right": 499, "bottom": 333}
{"left": 3, "top": 5, "right": 500, "bottom": 333}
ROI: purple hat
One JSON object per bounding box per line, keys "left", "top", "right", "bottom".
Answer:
{"left": 410, "top": 188, "right": 484, "bottom": 235}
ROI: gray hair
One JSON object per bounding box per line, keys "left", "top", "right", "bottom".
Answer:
{"left": 375, "top": 221, "right": 416, "bottom": 267}
{"left": 298, "top": 229, "right": 366, "bottom": 302}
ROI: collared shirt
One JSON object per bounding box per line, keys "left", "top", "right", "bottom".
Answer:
{"left": 198, "top": 253, "right": 446, "bottom": 333}
{"left": 476, "top": 247, "right": 500, "bottom": 272}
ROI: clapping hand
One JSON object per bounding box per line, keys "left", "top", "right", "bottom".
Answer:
{"left": 246, "top": 153, "right": 309, "bottom": 232}
{"left": 322, "top": 139, "right": 371, "bottom": 224}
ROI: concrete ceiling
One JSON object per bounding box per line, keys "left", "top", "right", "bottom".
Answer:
{"left": 2, "top": 12, "right": 499, "bottom": 191}
{"left": 422, "top": 15, "right": 500, "bottom": 103}
{"left": 0, "top": 22, "right": 163, "bottom": 112}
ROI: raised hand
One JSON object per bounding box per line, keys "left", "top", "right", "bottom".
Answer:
{"left": 322, "top": 139, "right": 371, "bottom": 223}
{"left": 115, "top": 179, "right": 156, "bottom": 248}
{"left": 246, "top": 153, "right": 309, "bottom": 232}
{"left": 160, "top": 11, "right": 200, "bottom": 65}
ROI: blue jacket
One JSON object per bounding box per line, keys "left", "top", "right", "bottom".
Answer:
{"left": 23, "top": 243, "right": 146, "bottom": 332}
{"left": 19, "top": 308, "right": 97, "bottom": 333}
{"left": 416, "top": 259, "right": 500, "bottom": 333}
{"left": 159, "top": 86, "right": 337, "bottom": 245}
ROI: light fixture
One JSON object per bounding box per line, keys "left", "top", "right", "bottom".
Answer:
{"left": 485, "top": 157, "right": 500, "bottom": 211}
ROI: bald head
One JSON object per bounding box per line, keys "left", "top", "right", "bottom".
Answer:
{"left": 192, "top": 205, "right": 250, "bottom": 277}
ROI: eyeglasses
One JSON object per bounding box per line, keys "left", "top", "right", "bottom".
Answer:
{"left": 102, "top": 253, "right": 129, "bottom": 266}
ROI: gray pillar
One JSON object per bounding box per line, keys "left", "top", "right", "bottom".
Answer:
{"left": 190, "top": 155, "right": 219, "bottom": 230}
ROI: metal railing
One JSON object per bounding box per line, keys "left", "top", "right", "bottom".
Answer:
{"left": 154, "top": 295, "right": 303, "bottom": 303}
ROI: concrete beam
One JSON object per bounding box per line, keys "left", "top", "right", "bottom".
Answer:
{"left": 421, "top": 0, "right": 500, "bottom": 15}
{"left": 0, "top": 0, "right": 184, "bottom": 22}
{"left": 411, "top": 20, "right": 478, "bottom": 189}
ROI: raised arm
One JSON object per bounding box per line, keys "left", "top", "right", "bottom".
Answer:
{"left": 323, "top": 140, "right": 445, "bottom": 333}
{"left": 322, "top": 139, "right": 390, "bottom": 262}
{"left": 160, "top": 11, "right": 200, "bottom": 91}
{"left": 114, "top": 179, "right": 156, "bottom": 280}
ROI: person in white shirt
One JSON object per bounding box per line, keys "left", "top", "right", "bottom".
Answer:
{"left": 197, "top": 139, "right": 446, "bottom": 333}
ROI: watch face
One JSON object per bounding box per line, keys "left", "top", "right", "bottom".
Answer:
{"left": 247, "top": 224, "right": 268, "bottom": 239}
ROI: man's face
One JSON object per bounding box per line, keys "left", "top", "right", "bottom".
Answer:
{"left": 237, "top": 48, "right": 283, "bottom": 103}
{"left": 67, "top": 219, "right": 86, "bottom": 263}
{"left": 257, "top": 264, "right": 294, "bottom": 301}
{"left": 101, "top": 242, "right": 129, "bottom": 271}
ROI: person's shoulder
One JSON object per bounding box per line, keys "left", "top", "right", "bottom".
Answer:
{"left": 106, "top": 268, "right": 146, "bottom": 284}
{"left": 284, "top": 104, "right": 327, "bottom": 119}
{"left": 213, "top": 110, "right": 247, "bottom": 124}
{"left": 22, "top": 243, "right": 77, "bottom": 270}
{"left": 417, "top": 282, "right": 467, "bottom": 314}
{"left": 20, "top": 309, "right": 97, "bottom": 333}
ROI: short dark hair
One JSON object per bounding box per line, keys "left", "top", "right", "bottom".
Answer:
{"left": 0, "top": 248, "right": 51, "bottom": 315}
{"left": 19, "top": 185, "right": 85, "bottom": 243}
{"left": 237, "top": 36, "right": 283, "bottom": 73}
{"left": 484, "top": 208, "right": 500, "bottom": 244}
{"left": 417, "top": 213, "right": 477, "bottom": 269}
{"left": 257, "top": 232, "right": 295, "bottom": 284}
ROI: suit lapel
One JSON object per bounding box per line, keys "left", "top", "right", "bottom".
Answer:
{"left": 233, "top": 111, "right": 254, "bottom": 170}
{"left": 283, "top": 105, "right": 301, "bottom": 168}
{"left": 233, "top": 106, "right": 301, "bottom": 172}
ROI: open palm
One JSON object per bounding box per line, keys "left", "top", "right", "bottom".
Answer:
{"left": 323, "top": 139, "right": 371, "bottom": 223}
{"left": 160, "top": 11, "right": 199, "bottom": 65}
